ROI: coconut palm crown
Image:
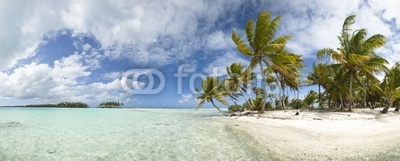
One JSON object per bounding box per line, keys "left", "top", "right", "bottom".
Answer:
{"left": 317, "top": 15, "right": 387, "bottom": 111}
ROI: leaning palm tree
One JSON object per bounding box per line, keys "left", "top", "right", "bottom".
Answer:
{"left": 318, "top": 15, "right": 387, "bottom": 111}
{"left": 271, "top": 51, "right": 304, "bottom": 109}
{"left": 225, "top": 62, "right": 256, "bottom": 108}
{"left": 196, "top": 77, "right": 230, "bottom": 116}
{"left": 232, "top": 11, "right": 293, "bottom": 113}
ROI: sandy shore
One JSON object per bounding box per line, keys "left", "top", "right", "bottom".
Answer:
{"left": 225, "top": 108, "right": 400, "bottom": 160}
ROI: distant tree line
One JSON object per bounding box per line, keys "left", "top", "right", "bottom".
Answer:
{"left": 26, "top": 102, "right": 89, "bottom": 108}
{"left": 98, "top": 102, "right": 124, "bottom": 108}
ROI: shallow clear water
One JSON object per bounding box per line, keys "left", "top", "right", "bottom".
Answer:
{"left": 0, "top": 107, "right": 276, "bottom": 161}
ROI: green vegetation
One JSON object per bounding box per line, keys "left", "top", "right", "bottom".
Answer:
{"left": 228, "top": 104, "right": 243, "bottom": 112}
{"left": 99, "top": 102, "right": 124, "bottom": 108}
{"left": 196, "top": 77, "right": 230, "bottom": 116}
{"left": 196, "top": 10, "right": 400, "bottom": 116}
{"left": 303, "top": 90, "right": 318, "bottom": 109}
{"left": 289, "top": 99, "right": 306, "bottom": 110}
{"left": 26, "top": 102, "right": 88, "bottom": 108}
{"left": 196, "top": 11, "right": 303, "bottom": 115}
{"left": 317, "top": 15, "right": 387, "bottom": 111}
{"left": 231, "top": 11, "right": 302, "bottom": 113}
{"left": 380, "top": 63, "right": 400, "bottom": 113}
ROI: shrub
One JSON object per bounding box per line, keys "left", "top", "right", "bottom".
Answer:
{"left": 290, "top": 99, "right": 306, "bottom": 109}
{"left": 228, "top": 104, "right": 244, "bottom": 112}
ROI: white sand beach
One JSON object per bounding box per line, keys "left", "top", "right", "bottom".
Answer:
{"left": 227, "top": 108, "right": 400, "bottom": 160}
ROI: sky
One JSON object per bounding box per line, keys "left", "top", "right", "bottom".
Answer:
{"left": 0, "top": 0, "right": 400, "bottom": 107}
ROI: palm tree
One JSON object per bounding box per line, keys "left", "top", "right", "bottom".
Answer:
{"left": 304, "top": 90, "right": 318, "bottom": 109}
{"left": 231, "top": 11, "right": 293, "bottom": 113}
{"left": 318, "top": 15, "right": 386, "bottom": 111}
{"left": 380, "top": 62, "right": 400, "bottom": 113}
{"left": 196, "top": 77, "right": 230, "bottom": 116}
{"left": 225, "top": 62, "right": 256, "bottom": 108}
{"left": 359, "top": 65, "right": 385, "bottom": 108}
{"left": 307, "top": 63, "right": 332, "bottom": 108}
{"left": 268, "top": 51, "right": 304, "bottom": 109}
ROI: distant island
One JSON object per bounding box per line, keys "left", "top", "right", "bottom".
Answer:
{"left": 98, "top": 102, "right": 124, "bottom": 108}
{"left": 26, "top": 102, "right": 89, "bottom": 108}
{"left": 2, "top": 101, "right": 125, "bottom": 108}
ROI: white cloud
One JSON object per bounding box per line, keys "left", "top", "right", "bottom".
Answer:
{"left": 51, "top": 54, "right": 91, "bottom": 85}
{"left": 2, "top": 0, "right": 399, "bottom": 70}
{"left": 203, "top": 51, "right": 248, "bottom": 76}
{"left": 82, "top": 43, "right": 92, "bottom": 51}
{"left": 0, "top": 63, "right": 54, "bottom": 99}
{"left": 268, "top": 0, "right": 399, "bottom": 69}
{"left": 102, "top": 71, "right": 123, "bottom": 80}
{"left": 130, "top": 81, "right": 146, "bottom": 89}
{"left": 206, "top": 31, "right": 234, "bottom": 50}
{"left": 0, "top": 0, "right": 247, "bottom": 71}
{"left": 0, "top": 54, "right": 130, "bottom": 104}
{"left": 179, "top": 94, "right": 193, "bottom": 104}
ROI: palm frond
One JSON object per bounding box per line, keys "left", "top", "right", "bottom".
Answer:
{"left": 317, "top": 48, "right": 336, "bottom": 60}
{"left": 196, "top": 100, "right": 205, "bottom": 110}
{"left": 232, "top": 31, "right": 254, "bottom": 56}
{"left": 254, "top": 11, "right": 273, "bottom": 49}
{"left": 360, "top": 34, "right": 385, "bottom": 53}
{"left": 342, "top": 15, "right": 356, "bottom": 33}
{"left": 246, "top": 19, "right": 255, "bottom": 49}
{"left": 264, "top": 15, "right": 282, "bottom": 45}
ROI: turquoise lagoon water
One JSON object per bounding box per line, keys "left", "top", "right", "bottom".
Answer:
{"left": 0, "top": 107, "right": 275, "bottom": 161}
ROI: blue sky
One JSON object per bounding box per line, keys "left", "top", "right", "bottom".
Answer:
{"left": 0, "top": 0, "right": 399, "bottom": 107}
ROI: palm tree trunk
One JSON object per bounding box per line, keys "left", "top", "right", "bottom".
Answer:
{"left": 239, "top": 89, "right": 254, "bottom": 108}
{"left": 318, "top": 84, "right": 321, "bottom": 108}
{"left": 381, "top": 100, "right": 389, "bottom": 114}
{"left": 340, "top": 92, "right": 344, "bottom": 110}
{"left": 363, "top": 79, "right": 368, "bottom": 108}
{"left": 229, "top": 96, "right": 238, "bottom": 106}
{"left": 363, "top": 93, "right": 367, "bottom": 108}
{"left": 259, "top": 60, "right": 267, "bottom": 114}
{"left": 210, "top": 99, "right": 229, "bottom": 116}
{"left": 276, "top": 73, "right": 282, "bottom": 109}
{"left": 293, "top": 90, "right": 295, "bottom": 99}
{"left": 395, "top": 103, "right": 399, "bottom": 112}
{"left": 349, "top": 74, "right": 353, "bottom": 111}
{"left": 281, "top": 78, "right": 287, "bottom": 110}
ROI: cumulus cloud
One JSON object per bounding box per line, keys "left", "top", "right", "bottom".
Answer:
{"left": 206, "top": 31, "right": 235, "bottom": 50}
{"left": 179, "top": 94, "right": 193, "bottom": 104}
{"left": 203, "top": 52, "right": 248, "bottom": 77}
{"left": 82, "top": 43, "right": 92, "bottom": 51}
{"left": 52, "top": 54, "right": 91, "bottom": 85}
{"left": 102, "top": 71, "right": 123, "bottom": 80}
{"left": 0, "top": 54, "right": 129, "bottom": 104}
{"left": 0, "top": 0, "right": 246, "bottom": 71}
{"left": 267, "top": 0, "right": 399, "bottom": 68}
{"left": 2, "top": 0, "right": 399, "bottom": 70}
